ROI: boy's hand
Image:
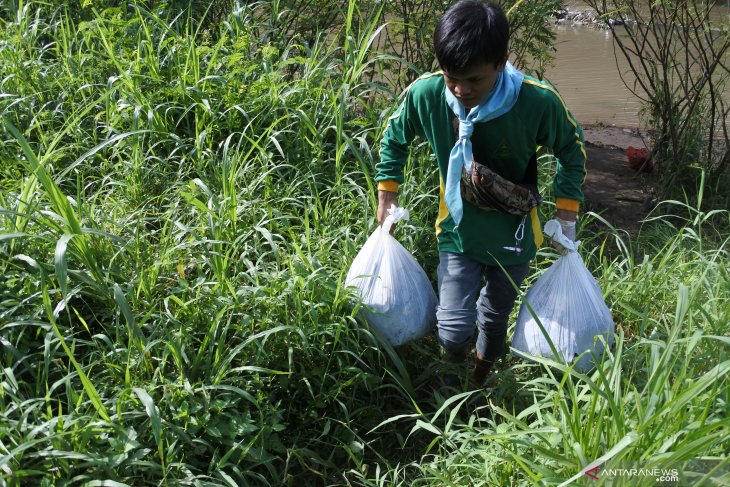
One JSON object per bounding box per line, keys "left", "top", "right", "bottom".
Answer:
{"left": 377, "top": 190, "right": 398, "bottom": 234}
{"left": 555, "top": 209, "right": 577, "bottom": 241}
{"left": 556, "top": 218, "right": 576, "bottom": 241}
{"left": 545, "top": 210, "right": 579, "bottom": 254}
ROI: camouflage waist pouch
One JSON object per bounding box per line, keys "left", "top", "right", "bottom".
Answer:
{"left": 460, "top": 154, "right": 542, "bottom": 216}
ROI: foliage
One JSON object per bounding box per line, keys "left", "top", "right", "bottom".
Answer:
{"left": 250, "top": 0, "right": 562, "bottom": 91}
{"left": 584, "top": 0, "right": 730, "bottom": 206}
{"left": 1, "top": 0, "right": 728, "bottom": 486}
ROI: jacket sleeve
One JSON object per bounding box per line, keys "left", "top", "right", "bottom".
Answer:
{"left": 538, "top": 88, "right": 587, "bottom": 212}
{"left": 375, "top": 83, "right": 423, "bottom": 193}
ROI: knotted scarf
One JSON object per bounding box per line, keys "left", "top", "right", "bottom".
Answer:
{"left": 444, "top": 61, "right": 524, "bottom": 226}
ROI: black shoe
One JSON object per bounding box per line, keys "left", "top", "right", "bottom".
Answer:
{"left": 428, "top": 362, "right": 464, "bottom": 392}
{"left": 471, "top": 353, "right": 494, "bottom": 386}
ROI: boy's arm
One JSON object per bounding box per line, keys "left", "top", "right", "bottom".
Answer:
{"left": 541, "top": 90, "right": 587, "bottom": 229}
{"left": 375, "top": 87, "right": 422, "bottom": 225}
{"left": 377, "top": 189, "right": 398, "bottom": 226}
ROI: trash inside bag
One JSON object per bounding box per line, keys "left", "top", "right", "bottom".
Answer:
{"left": 511, "top": 222, "right": 614, "bottom": 372}
{"left": 345, "top": 205, "right": 437, "bottom": 346}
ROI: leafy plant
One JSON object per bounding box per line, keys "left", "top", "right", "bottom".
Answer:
{"left": 584, "top": 0, "right": 730, "bottom": 206}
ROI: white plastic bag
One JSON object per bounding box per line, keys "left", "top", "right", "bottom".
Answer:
{"left": 511, "top": 220, "right": 614, "bottom": 372}
{"left": 345, "top": 205, "right": 437, "bottom": 346}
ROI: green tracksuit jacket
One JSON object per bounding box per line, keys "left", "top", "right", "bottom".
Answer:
{"left": 375, "top": 71, "right": 587, "bottom": 266}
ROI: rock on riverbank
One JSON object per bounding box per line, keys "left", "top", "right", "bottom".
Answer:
{"left": 551, "top": 7, "right": 630, "bottom": 28}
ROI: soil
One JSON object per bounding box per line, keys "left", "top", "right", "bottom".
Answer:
{"left": 579, "top": 124, "right": 658, "bottom": 233}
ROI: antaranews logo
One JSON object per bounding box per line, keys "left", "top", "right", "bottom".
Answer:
{"left": 583, "top": 466, "right": 600, "bottom": 480}
{"left": 582, "top": 464, "right": 680, "bottom": 483}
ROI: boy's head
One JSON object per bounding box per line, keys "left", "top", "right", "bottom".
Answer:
{"left": 434, "top": 1, "right": 509, "bottom": 73}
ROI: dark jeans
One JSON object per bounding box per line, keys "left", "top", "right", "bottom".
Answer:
{"left": 436, "top": 252, "right": 530, "bottom": 361}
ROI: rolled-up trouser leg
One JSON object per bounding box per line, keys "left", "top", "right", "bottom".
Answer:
{"left": 476, "top": 263, "right": 530, "bottom": 361}
{"left": 436, "top": 252, "right": 485, "bottom": 358}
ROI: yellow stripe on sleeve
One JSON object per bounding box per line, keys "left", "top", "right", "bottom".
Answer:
{"left": 377, "top": 180, "right": 399, "bottom": 192}
{"left": 556, "top": 197, "right": 580, "bottom": 212}
{"left": 522, "top": 78, "right": 588, "bottom": 162}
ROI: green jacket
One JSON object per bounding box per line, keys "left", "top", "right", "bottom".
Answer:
{"left": 376, "top": 71, "right": 587, "bottom": 266}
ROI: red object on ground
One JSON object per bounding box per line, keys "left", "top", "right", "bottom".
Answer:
{"left": 626, "top": 146, "right": 652, "bottom": 172}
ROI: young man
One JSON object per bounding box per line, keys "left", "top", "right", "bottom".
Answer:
{"left": 375, "top": 1, "right": 585, "bottom": 385}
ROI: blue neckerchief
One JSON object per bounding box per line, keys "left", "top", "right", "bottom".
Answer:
{"left": 444, "top": 61, "right": 524, "bottom": 227}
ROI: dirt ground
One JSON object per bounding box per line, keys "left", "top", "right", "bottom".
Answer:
{"left": 580, "top": 124, "right": 658, "bottom": 233}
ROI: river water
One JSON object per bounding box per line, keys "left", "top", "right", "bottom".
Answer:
{"left": 545, "top": 25, "right": 643, "bottom": 128}
{"left": 546, "top": 3, "right": 729, "bottom": 128}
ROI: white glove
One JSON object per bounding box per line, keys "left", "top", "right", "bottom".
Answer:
{"left": 380, "top": 204, "right": 409, "bottom": 235}
{"left": 544, "top": 218, "right": 579, "bottom": 254}
{"left": 557, "top": 217, "right": 576, "bottom": 241}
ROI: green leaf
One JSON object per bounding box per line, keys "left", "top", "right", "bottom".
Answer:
{"left": 133, "top": 387, "right": 165, "bottom": 470}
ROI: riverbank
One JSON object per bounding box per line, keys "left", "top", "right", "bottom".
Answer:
{"left": 552, "top": 6, "right": 612, "bottom": 28}
{"left": 551, "top": 2, "right": 730, "bottom": 28}
{"left": 580, "top": 124, "right": 658, "bottom": 233}
{"left": 583, "top": 124, "right": 650, "bottom": 150}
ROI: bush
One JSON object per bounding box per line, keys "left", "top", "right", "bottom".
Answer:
{"left": 585, "top": 0, "right": 730, "bottom": 207}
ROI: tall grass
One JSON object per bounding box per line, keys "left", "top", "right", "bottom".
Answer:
{"left": 1, "top": 1, "right": 728, "bottom": 485}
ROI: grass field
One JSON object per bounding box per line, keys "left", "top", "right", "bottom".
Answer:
{"left": 1, "top": 2, "right": 728, "bottom": 485}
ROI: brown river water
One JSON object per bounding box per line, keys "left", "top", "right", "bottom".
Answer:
{"left": 545, "top": 25, "right": 643, "bottom": 128}
{"left": 547, "top": 2, "right": 729, "bottom": 129}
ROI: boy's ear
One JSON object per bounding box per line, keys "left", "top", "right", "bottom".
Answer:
{"left": 497, "top": 51, "right": 509, "bottom": 71}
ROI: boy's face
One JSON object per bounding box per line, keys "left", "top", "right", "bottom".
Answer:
{"left": 442, "top": 61, "right": 506, "bottom": 110}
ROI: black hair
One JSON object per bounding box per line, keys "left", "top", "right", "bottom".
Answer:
{"left": 433, "top": 1, "right": 509, "bottom": 73}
